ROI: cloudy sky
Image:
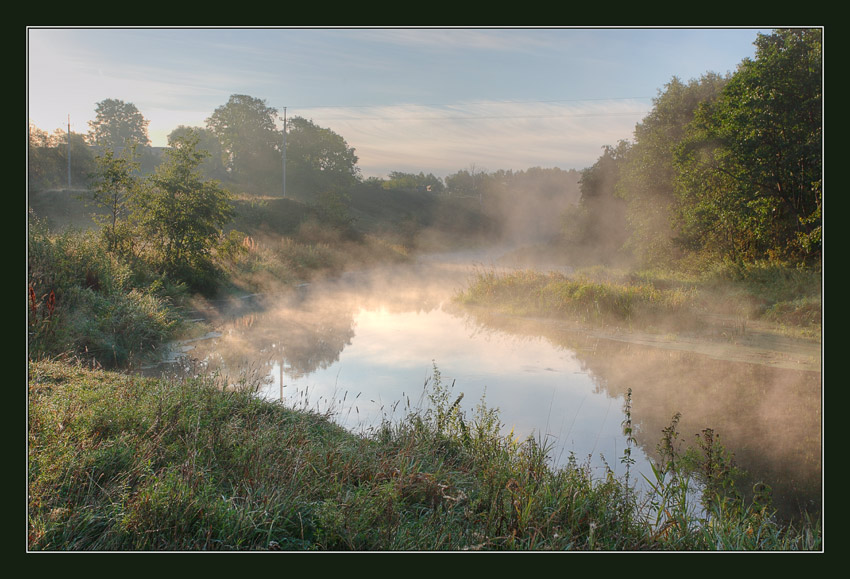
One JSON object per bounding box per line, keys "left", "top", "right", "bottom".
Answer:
{"left": 27, "top": 27, "right": 772, "bottom": 178}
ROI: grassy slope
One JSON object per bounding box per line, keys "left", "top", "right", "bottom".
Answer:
{"left": 28, "top": 359, "right": 821, "bottom": 551}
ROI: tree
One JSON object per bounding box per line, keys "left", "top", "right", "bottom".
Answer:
{"left": 620, "top": 74, "right": 728, "bottom": 265}
{"left": 445, "top": 167, "right": 488, "bottom": 198}
{"left": 90, "top": 146, "right": 141, "bottom": 255}
{"left": 168, "top": 126, "right": 227, "bottom": 181}
{"left": 567, "top": 141, "right": 631, "bottom": 262}
{"left": 28, "top": 122, "right": 95, "bottom": 191}
{"left": 285, "top": 116, "right": 360, "bottom": 201}
{"left": 205, "top": 94, "right": 282, "bottom": 193}
{"left": 88, "top": 99, "right": 151, "bottom": 150}
{"left": 675, "top": 29, "right": 822, "bottom": 262}
{"left": 135, "top": 132, "right": 234, "bottom": 289}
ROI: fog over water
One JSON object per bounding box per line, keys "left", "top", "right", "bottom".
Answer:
{"left": 147, "top": 248, "right": 821, "bottom": 522}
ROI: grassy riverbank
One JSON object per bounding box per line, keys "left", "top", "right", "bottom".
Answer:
{"left": 28, "top": 359, "right": 820, "bottom": 551}
{"left": 455, "top": 261, "right": 822, "bottom": 339}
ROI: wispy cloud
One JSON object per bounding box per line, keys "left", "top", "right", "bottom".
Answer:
{"left": 297, "top": 98, "right": 649, "bottom": 177}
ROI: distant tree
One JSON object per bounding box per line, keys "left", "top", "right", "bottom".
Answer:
{"left": 28, "top": 122, "right": 95, "bottom": 190}
{"left": 383, "top": 171, "right": 444, "bottom": 193}
{"left": 167, "top": 126, "right": 227, "bottom": 180}
{"left": 445, "top": 168, "right": 485, "bottom": 198}
{"left": 28, "top": 123, "right": 58, "bottom": 190}
{"left": 88, "top": 99, "right": 151, "bottom": 150}
{"left": 568, "top": 141, "right": 631, "bottom": 261}
{"left": 135, "top": 133, "right": 234, "bottom": 289}
{"left": 285, "top": 116, "right": 360, "bottom": 201}
{"left": 205, "top": 94, "right": 281, "bottom": 193}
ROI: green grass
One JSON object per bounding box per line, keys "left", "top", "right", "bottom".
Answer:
{"left": 696, "top": 259, "right": 822, "bottom": 337}
{"left": 456, "top": 269, "right": 697, "bottom": 330}
{"left": 456, "top": 263, "right": 821, "bottom": 336}
{"left": 28, "top": 217, "right": 178, "bottom": 368}
{"left": 28, "top": 359, "right": 821, "bottom": 551}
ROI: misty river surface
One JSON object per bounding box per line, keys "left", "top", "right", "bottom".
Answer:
{"left": 148, "top": 249, "right": 822, "bottom": 521}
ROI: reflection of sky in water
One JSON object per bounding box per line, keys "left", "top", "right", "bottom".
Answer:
{"left": 260, "top": 305, "right": 650, "bottom": 477}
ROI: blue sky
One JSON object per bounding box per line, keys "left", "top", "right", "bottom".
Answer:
{"left": 27, "top": 27, "right": 772, "bottom": 178}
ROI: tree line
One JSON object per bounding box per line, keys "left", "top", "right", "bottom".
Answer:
{"left": 567, "top": 29, "right": 822, "bottom": 267}
{"left": 28, "top": 28, "right": 821, "bottom": 269}
{"left": 28, "top": 94, "right": 361, "bottom": 202}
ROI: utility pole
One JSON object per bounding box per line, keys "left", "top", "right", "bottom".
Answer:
{"left": 67, "top": 114, "right": 72, "bottom": 189}
{"left": 282, "top": 107, "right": 287, "bottom": 199}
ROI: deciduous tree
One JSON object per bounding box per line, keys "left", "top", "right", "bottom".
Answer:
{"left": 675, "top": 28, "right": 822, "bottom": 262}
{"left": 285, "top": 116, "right": 360, "bottom": 201}
{"left": 135, "top": 132, "right": 234, "bottom": 289}
{"left": 88, "top": 99, "right": 151, "bottom": 150}
{"left": 205, "top": 94, "right": 281, "bottom": 193}
{"left": 90, "top": 146, "right": 141, "bottom": 256}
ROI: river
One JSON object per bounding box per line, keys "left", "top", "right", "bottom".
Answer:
{"left": 146, "top": 248, "right": 822, "bottom": 522}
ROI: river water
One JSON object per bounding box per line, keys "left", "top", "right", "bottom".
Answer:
{"left": 147, "top": 249, "right": 822, "bottom": 522}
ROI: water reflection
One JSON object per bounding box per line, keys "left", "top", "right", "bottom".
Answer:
{"left": 460, "top": 310, "right": 822, "bottom": 521}
{"left": 149, "top": 258, "right": 821, "bottom": 522}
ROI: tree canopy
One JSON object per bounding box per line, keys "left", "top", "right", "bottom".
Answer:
{"left": 382, "top": 171, "right": 444, "bottom": 193}
{"left": 285, "top": 116, "right": 360, "bottom": 201}
{"left": 28, "top": 123, "right": 95, "bottom": 190}
{"left": 87, "top": 99, "right": 151, "bottom": 150}
{"left": 168, "top": 125, "right": 227, "bottom": 181}
{"left": 135, "top": 132, "right": 234, "bottom": 289}
{"left": 205, "top": 94, "right": 282, "bottom": 193}
{"left": 674, "top": 28, "right": 822, "bottom": 262}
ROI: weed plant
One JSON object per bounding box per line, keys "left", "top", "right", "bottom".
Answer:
{"left": 28, "top": 359, "right": 821, "bottom": 551}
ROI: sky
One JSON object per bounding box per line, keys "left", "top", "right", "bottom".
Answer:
{"left": 27, "top": 27, "right": 773, "bottom": 179}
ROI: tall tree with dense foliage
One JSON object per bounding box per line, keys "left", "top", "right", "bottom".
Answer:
{"left": 205, "top": 94, "right": 282, "bottom": 193}
{"left": 674, "top": 29, "right": 822, "bottom": 262}
{"left": 87, "top": 99, "right": 151, "bottom": 150}
{"left": 135, "top": 132, "right": 234, "bottom": 290}
{"left": 285, "top": 116, "right": 360, "bottom": 201}
{"left": 620, "top": 74, "right": 728, "bottom": 265}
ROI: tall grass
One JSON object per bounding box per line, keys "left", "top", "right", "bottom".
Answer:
{"left": 456, "top": 263, "right": 821, "bottom": 337}
{"left": 28, "top": 359, "right": 821, "bottom": 551}
{"left": 697, "top": 259, "right": 822, "bottom": 336}
{"left": 457, "top": 269, "right": 696, "bottom": 329}
{"left": 28, "top": 215, "right": 176, "bottom": 368}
